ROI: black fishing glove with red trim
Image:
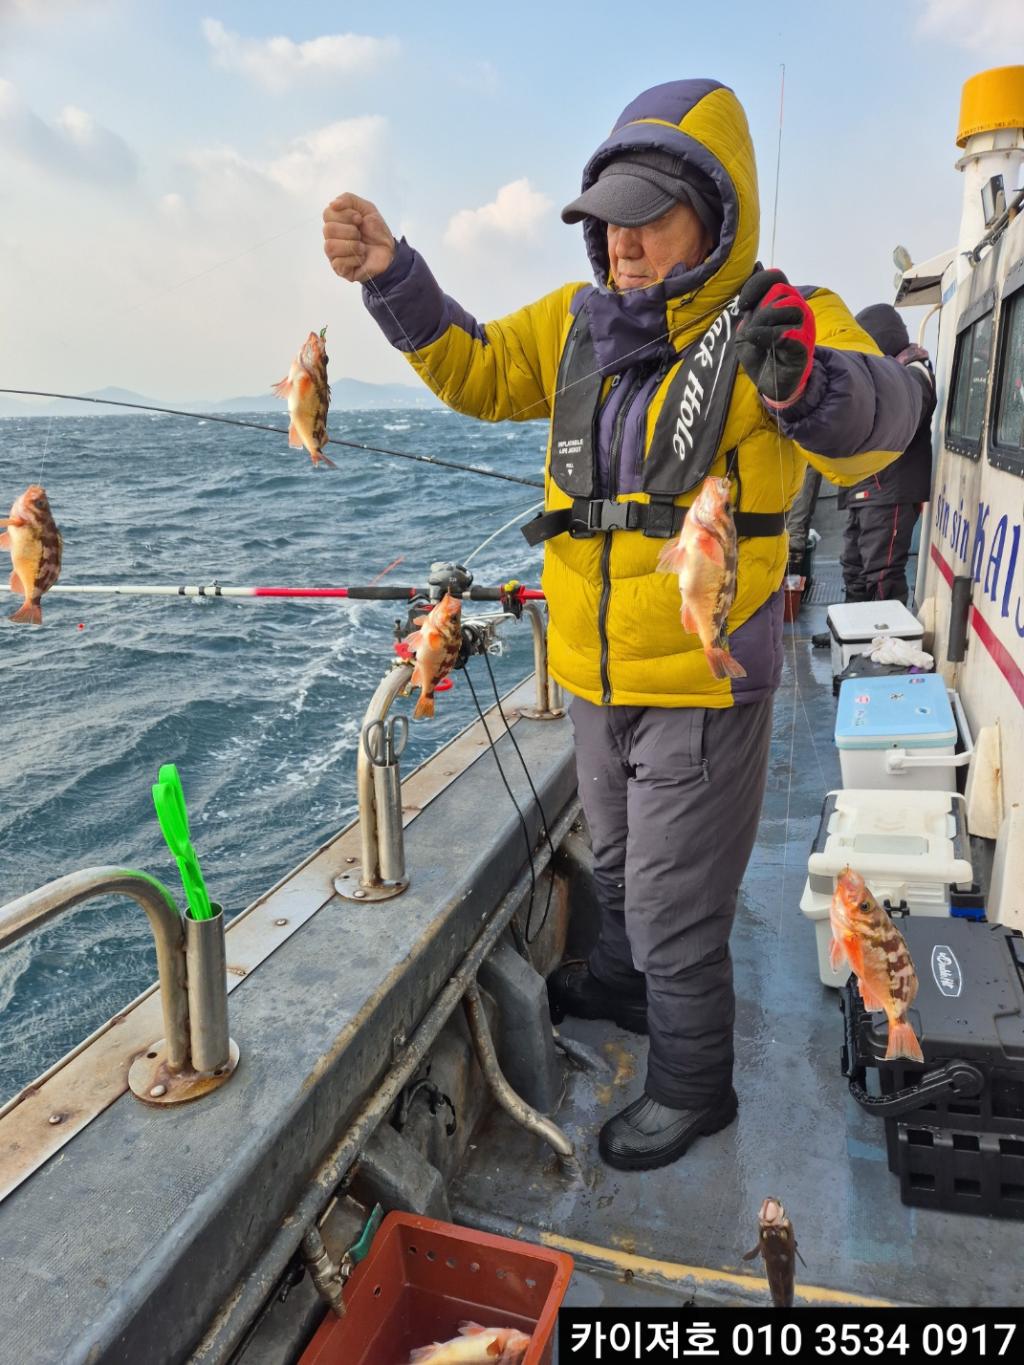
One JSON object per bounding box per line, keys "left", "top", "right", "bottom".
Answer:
{"left": 735, "top": 268, "right": 817, "bottom": 409}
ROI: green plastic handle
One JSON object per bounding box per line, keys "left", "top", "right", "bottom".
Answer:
{"left": 349, "top": 1204, "right": 383, "bottom": 1264}
{"left": 152, "top": 763, "right": 213, "bottom": 921}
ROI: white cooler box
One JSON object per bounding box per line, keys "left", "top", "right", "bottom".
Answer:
{"left": 801, "top": 788, "right": 974, "bottom": 987}
{"left": 834, "top": 674, "right": 973, "bottom": 792}
{"left": 826, "top": 600, "right": 924, "bottom": 678}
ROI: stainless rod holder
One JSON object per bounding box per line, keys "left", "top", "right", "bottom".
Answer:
{"left": 185, "top": 906, "right": 231, "bottom": 1074}
{"left": 372, "top": 763, "right": 406, "bottom": 884}
{"left": 128, "top": 900, "right": 240, "bottom": 1106}
{"left": 0, "top": 866, "right": 240, "bottom": 1104}
{"left": 518, "top": 603, "right": 565, "bottom": 721}
{"left": 336, "top": 662, "right": 413, "bottom": 902}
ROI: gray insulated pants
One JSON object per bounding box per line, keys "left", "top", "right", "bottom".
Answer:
{"left": 570, "top": 696, "right": 774, "bottom": 1108}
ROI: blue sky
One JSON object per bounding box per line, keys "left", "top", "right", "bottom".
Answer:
{"left": 0, "top": 1, "right": 1021, "bottom": 401}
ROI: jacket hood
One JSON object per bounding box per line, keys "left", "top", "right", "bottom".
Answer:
{"left": 854, "top": 304, "right": 910, "bottom": 357}
{"left": 575, "top": 80, "right": 760, "bottom": 318}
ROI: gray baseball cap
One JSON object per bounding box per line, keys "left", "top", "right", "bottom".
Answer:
{"left": 561, "top": 149, "right": 722, "bottom": 239}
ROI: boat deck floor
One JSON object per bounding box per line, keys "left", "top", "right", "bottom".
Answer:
{"left": 453, "top": 509, "right": 1020, "bottom": 1311}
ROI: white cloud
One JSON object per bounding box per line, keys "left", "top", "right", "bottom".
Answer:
{"left": 444, "top": 179, "right": 552, "bottom": 251}
{"left": 201, "top": 17, "right": 399, "bottom": 93}
{"left": 916, "top": 0, "right": 1024, "bottom": 49}
{"left": 0, "top": 78, "right": 138, "bottom": 185}
{"left": 183, "top": 115, "right": 387, "bottom": 209}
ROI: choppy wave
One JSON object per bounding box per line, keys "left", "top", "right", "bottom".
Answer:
{"left": 0, "top": 408, "right": 547, "bottom": 1099}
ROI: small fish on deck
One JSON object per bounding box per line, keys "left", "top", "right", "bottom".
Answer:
{"left": 404, "top": 593, "right": 463, "bottom": 719}
{"left": 1, "top": 485, "right": 63, "bottom": 624}
{"left": 409, "top": 1321, "right": 532, "bottom": 1363}
{"left": 271, "top": 327, "right": 335, "bottom": 468}
{"left": 656, "top": 475, "right": 746, "bottom": 681}
{"left": 742, "top": 1195, "right": 804, "bottom": 1308}
{"left": 829, "top": 867, "right": 924, "bottom": 1063}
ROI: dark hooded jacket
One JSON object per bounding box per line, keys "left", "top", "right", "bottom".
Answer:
{"left": 838, "top": 304, "right": 936, "bottom": 508}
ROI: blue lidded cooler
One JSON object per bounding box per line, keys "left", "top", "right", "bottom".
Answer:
{"left": 834, "top": 674, "right": 971, "bottom": 792}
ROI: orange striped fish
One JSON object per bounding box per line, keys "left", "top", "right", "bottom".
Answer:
{"left": 1, "top": 485, "right": 63, "bottom": 625}
{"left": 271, "top": 327, "right": 335, "bottom": 468}
{"left": 829, "top": 867, "right": 924, "bottom": 1063}
{"left": 656, "top": 475, "right": 746, "bottom": 681}
{"left": 404, "top": 593, "right": 463, "bottom": 719}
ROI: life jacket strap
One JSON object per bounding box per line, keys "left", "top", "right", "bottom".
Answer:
{"left": 522, "top": 499, "right": 785, "bottom": 546}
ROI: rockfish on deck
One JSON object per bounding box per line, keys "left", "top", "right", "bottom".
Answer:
{"left": 830, "top": 867, "right": 924, "bottom": 1063}
{"left": 742, "top": 1196, "right": 803, "bottom": 1308}
{"left": 271, "top": 327, "right": 335, "bottom": 468}
{"left": 656, "top": 475, "right": 746, "bottom": 681}
{"left": 405, "top": 593, "right": 463, "bottom": 719}
{"left": 1, "top": 485, "right": 62, "bottom": 625}
{"left": 409, "top": 1321, "right": 532, "bottom": 1363}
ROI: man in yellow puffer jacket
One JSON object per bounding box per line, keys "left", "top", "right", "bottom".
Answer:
{"left": 323, "top": 79, "right": 926, "bottom": 1171}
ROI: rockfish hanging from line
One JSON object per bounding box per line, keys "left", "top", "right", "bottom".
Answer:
{"left": 404, "top": 593, "right": 463, "bottom": 719}
{"left": 830, "top": 867, "right": 924, "bottom": 1063}
{"left": 657, "top": 474, "right": 746, "bottom": 680}
{"left": 271, "top": 327, "right": 335, "bottom": 468}
{"left": 1, "top": 485, "right": 63, "bottom": 625}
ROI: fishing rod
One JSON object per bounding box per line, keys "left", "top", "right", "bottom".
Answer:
{"left": 1, "top": 581, "right": 546, "bottom": 602}
{"left": 0, "top": 389, "right": 544, "bottom": 491}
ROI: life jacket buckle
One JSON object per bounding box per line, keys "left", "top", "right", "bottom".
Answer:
{"left": 570, "top": 498, "right": 643, "bottom": 536}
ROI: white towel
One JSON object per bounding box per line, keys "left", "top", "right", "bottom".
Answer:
{"left": 868, "top": 633, "right": 934, "bottom": 669}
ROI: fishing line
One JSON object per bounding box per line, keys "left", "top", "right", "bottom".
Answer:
{"left": 35, "top": 413, "right": 55, "bottom": 486}
{"left": 463, "top": 500, "right": 545, "bottom": 567}
{"left": 461, "top": 663, "right": 542, "bottom": 944}
{"left": 480, "top": 647, "right": 556, "bottom": 944}
{"left": 0, "top": 389, "right": 544, "bottom": 490}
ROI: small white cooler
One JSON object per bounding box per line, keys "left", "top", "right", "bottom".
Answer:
{"left": 834, "top": 674, "right": 973, "bottom": 792}
{"left": 826, "top": 600, "right": 924, "bottom": 679}
{"left": 801, "top": 788, "right": 974, "bottom": 987}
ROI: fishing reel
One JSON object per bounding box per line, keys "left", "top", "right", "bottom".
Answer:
{"left": 427, "top": 561, "right": 473, "bottom": 601}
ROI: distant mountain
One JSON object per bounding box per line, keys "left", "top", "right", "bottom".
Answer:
{"left": 0, "top": 379, "right": 440, "bottom": 418}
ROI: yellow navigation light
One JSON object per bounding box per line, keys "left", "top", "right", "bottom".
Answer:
{"left": 957, "top": 66, "right": 1024, "bottom": 148}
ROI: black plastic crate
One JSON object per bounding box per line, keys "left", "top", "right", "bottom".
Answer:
{"left": 841, "top": 917, "right": 1024, "bottom": 1218}
{"left": 891, "top": 1125, "right": 1024, "bottom": 1217}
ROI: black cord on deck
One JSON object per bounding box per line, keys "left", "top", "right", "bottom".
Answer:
{"left": 0, "top": 389, "right": 544, "bottom": 490}
{"left": 462, "top": 665, "right": 541, "bottom": 947}
{"left": 481, "top": 649, "right": 556, "bottom": 944}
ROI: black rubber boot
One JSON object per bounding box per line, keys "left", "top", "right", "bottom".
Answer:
{"left": 547, "top": 961, "right": 648, "bottom": 1035}
{"left": 811, "top": 631, "right": 831, "bottom": 649}
{"left": 598, "top": 1089, "right": 738, "bottom": 1171}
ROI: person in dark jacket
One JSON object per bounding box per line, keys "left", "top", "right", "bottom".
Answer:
{"left": 839, "top": 304, "right": 936, "bottom": 604}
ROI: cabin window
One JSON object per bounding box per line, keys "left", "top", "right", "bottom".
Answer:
{"left": 990, "top": 279, "right": 1024, "bottom": 476}
{"left": 947, "top": 309, "right": 994, "bottom": 458}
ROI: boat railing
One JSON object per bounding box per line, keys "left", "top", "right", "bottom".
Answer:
{"left": 337, "top": 602, "right": 562, "bottom": 903}
{"left": 0, "top": 867, "right": 238, "bottom": 1105}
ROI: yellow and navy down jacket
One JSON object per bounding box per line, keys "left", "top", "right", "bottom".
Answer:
{"left": 363, "top": 79, "right": 926, "bottom": 708}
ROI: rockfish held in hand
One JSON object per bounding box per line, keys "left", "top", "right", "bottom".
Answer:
{"left": 1, "top": 485, "right": 62, "bottom": 625}
{"left": 656, "top": 475, "right": 746, "bottom": 680}
{"left": 742, "top": 1196, "right": 804, "bottom": 1308}
{"left": 271, "top": 327, "right": 335, "bottom": 468}
{"left": 409, "top": 1321, "right": 532, "bottom": 1363}
{"left": 405, "top": 593, "right": 462, "bottom": 719}
{"left": 830, "top": 867, "right": 924, "bottom": 1063}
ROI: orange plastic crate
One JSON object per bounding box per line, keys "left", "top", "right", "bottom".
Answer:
{"left": 300, "top": 1212, "right": 573, "bottom": 1365}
